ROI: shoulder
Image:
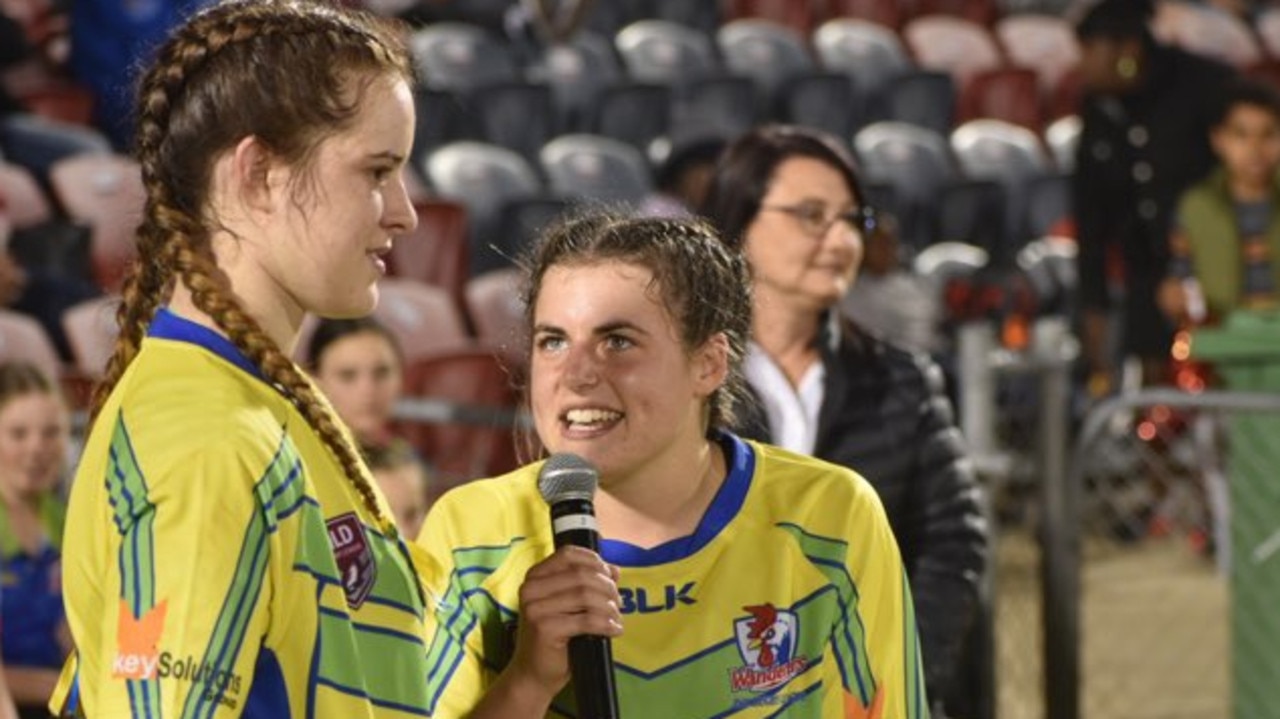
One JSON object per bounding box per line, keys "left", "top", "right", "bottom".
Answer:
{"left": 835, "top": 325, "right": 941, "bottom": 398}
{"left": 94, "top": 341, "right": 293, "bottom": 492}
{"left": 422, "top": 464, "right": 546, "bottom": 545}
{"left": 747, "top": 440, "right": 885, "bottom": 518}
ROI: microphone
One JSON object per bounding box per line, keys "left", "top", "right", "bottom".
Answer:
{"left": 537, "top": 453, "right": 621, "bottom": 719}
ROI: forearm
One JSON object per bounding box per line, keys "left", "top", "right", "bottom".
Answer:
{"left": 4, "top": 665, "right": 59, "bottom": 706}
{"left": 469, "top": 667, "right": 558, "bottom": 719}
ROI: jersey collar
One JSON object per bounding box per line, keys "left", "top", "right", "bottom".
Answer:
{"left": 147, "top": 307, "right": 266, "bottom": 381}
{"left": 599, "top": 431, "right": 755, "bottom": 568}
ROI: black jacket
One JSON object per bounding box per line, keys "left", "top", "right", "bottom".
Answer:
{"left": 735, "top": 316, "right": 987, "bottom": 701}
{"left": 1073, "top": 43, "right": 1235, "bottom": 355}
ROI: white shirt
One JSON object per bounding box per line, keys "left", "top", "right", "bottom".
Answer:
{"left": 743, "top": 341, "right": 826, "bottom": 455}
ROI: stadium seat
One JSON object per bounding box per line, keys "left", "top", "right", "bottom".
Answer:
{"left": 48, "top": 152, "right": 145, "bottom": 292}
{"left": 539, "top": 134, "right": 653, "bottom": 206}
{"left": 422, "top": 141, "right": 544, "bottom": 267}
{"left": 408, "top": 22, "right": 519, "bottom": 92}
{"left": 615, "top": 20, "right": 720, "bottom": 86}
{"left": 386, "top": 199, "right": 471, "bottom": 312}
{"left": 854, "top": 121, "right": 960, "bottom": 248}
{"left": 465, "top": 267, "right": 527, "bottom": 364}
{"left": 488, "top": 195, "right": 573, "bottom": 277}
{"left": 812, "top": 18, "right": 913, "bottom": 105}
{"left": 959, "top": 66, "right": 1044, "bottom": 131}
{"left": 469, "top": 82, "right": 559, "bottom": 165}
{"left": 993, "top": 14, "right": 1081, "bottom": 96}
{"left": 1256, "top": 6, "right": 1280, "bottom": 60}
{"left": 61, "top": 295, "right": 119, "bottom": 378}
{"left": 399, "top": 346, "right": 525, "bottom": 488}
{"left": 716, "top": 19, "right": 817, "bottom": 108}
{"left": 950, "top": 118, "right": 1055, "bottom": 260}
{"left": 0, "top": 309, "right": 61, "bottom": 373}
{"left": 591, "top": 82, "right": 673, "bottom": 152}
{"left": 879, "top": 69, "right": 956, "bottom": 135}
{"left": 0, "top": 161, "right": 52, "bottom": 228}
{"left": 1152, "top": 1, "right": 1262, "bottom": 69}
{"left": 531, "top": 32, "right": 624, "bottom": 131}
{"left": 1043, "top": 113, "right": 1081, "bottom": 173}
{"left": 902, "top": 14, "right": 1004, "bottom": 90}
{"left": 781, "top": 72, "right": 865, "bottom": 139}
{"left": 652, "top": 0, "right": 721, "bottom": 34}
{"left": 373, "top": 278, "right": 470, "bottom": 365}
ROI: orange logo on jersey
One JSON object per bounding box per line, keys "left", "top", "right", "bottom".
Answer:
{"left": 112, "top": 600, "right": 168, "bottom": 680}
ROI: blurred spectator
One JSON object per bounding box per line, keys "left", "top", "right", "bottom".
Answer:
{"left": 0, "top": 193, "right": 99, "bottom": 362}
{"left": 0, "top": 642, "right": 15, "bottom": 719}
{"left": 702, "top": 124, "right": 987, "bottom": 715}
{"left": 0, "top": 6, "right": 102, "bottom": 185}
{"left": 1158, "top": 77, "right": 1280, "bottom": 324}
{"left": 638, "top": 134, "right": 728, "bottom": 220}
{"left": 840, "top": 208, "right": 943, "bottom": 355}
{"left": 306, "top": 316, "right": 406, "bottom": 451}
{"left": 1071, "top": 0, "right": 1235, "bottom": 394}
{"left": 69, "top": 0, "right": 209, "bottom": 149}
{"left": 0, "top": 361, "right": 72, "bottom": 719}
{"left": 364, "top": 440, "right": 431, "bottom": 537}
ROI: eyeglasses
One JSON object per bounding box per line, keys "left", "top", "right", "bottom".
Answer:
{"left": 761, "top": 203, "right": 878, "bottom": 238}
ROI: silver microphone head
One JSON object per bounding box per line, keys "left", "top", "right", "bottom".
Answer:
{"left": 538, "top": 453, "right": 599, "bottom": 504}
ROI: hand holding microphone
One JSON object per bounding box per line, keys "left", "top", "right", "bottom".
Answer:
{"left": 533, "top": 453, "right": 622, "bottom": 719}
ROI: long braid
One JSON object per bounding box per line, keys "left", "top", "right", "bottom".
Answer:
{"left": 167, "top": 235, "right": 396, "bottom": 537}
{"left": 93, "top": 0, "right": 409, "bottom": 537}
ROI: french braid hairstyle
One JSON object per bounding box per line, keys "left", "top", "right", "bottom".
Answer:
{"left": 93, "top": 0, "right": 412, "bottom": 536}
{"left": 520, "top": 212, "right": 753, "bottom": 441}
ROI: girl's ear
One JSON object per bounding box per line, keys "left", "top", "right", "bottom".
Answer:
{"left": 693, "top": 332, "right": 730, "bottom": 397}
{"left": 225, "top": 135, "right": 279, "bottom": 214}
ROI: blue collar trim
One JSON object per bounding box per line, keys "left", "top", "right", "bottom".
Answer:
{"left": 147, "top": 308, "right": 264, "bottom": 381}
{"left": 599, "top": 432, "right": 754, "bottom": 568}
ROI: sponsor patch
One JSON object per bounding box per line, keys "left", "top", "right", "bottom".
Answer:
{"left": 730, "top": 603, "right": 808, "bottom": 693}
{"left": 327, "top": 512, "right": 377, "bottom": 609}
{"left": 112, "top": 600, "right": 167, "bottom": 680}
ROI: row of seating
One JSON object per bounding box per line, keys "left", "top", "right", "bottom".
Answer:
{"left": 407, "top": 12, "right": 1090, "bottom": 175}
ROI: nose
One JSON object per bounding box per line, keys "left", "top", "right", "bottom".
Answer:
{"left": 562, "top": 344, "right": 601, "bottom": 390}
{"left": 383, "top": 171, "right": 419, "bottom": 236}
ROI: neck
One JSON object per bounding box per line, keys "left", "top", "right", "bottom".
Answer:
{"left": 0, "top": 484, "right": 39, "bottom": 513}
{"left": 1230, "top": 177, "right": 1272, "bottom": 203}
{"left": 594, "top": 437, "right": 725, "bottom": 549}
{"left": 751, "top": 292, "right": 822, "bottom": 387}
{"left": 168, "top": 271, "right": 302, "bottom": 356}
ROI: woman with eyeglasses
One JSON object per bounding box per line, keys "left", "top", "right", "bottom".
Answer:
{"left": 702, "top": 124, "right": 988, "bottom": 717}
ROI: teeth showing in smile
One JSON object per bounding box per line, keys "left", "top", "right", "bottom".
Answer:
{"left": 565, "top": 408, "right": 622, "bottom": 427}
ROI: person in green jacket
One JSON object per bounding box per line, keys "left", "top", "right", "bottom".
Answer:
{"left": 1157, "top": 78, "right": 1280, "bottom": 324}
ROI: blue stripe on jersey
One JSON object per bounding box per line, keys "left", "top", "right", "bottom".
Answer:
{"left": 316, "top": 607, "right": 426, "bottom": 648}
{"left": 764, "top": 679, "right": 823, "bottom": 718}
{"left": 180, "top": 441, "right": 285, "bottom": 719}
{"left": 148, "top": 308, "right": 264, "bottom": 380}
{"left": 108, "top": 418, "right": 162, "bottom": 716}
{"left": 313, "top": 677, "right": 431, "bottom": 716}
{"left": 244, "top": 648, "right": 290, "bottom": 719}
{"left": 601, "top": 432, "right": 754, "bottom": 567}
{"left": 776, "top": 523, "right": 876, "bottom": 706}
{"left": 307, "top": 584, "right": 322, "bottom": 719}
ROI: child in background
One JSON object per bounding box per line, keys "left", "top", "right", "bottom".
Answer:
{"left": 1157, "top": 77, "right": 1280, "bottom": 323}
{"left": 0, "top": 361, "right": 71, "bottom": 718}
{"left": 364, "top": 441, "right": 431, "bottom": 539}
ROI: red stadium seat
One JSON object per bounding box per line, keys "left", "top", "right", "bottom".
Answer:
{"left": 385, "top": 199, "right": 471, "bottom": 315}
{"left": 48, "top": 153, "right": 145, "bottom": 293}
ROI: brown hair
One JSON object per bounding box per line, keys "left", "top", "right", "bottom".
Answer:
{"left": 521, "top": 213, "right": 752, "bottom": 436}
{"left": 93, "top": 0, "right": 412, "bottom": 535}
{"left": 0, "top": 361, "right": 61, "bottom": 413}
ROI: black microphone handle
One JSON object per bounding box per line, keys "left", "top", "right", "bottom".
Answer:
{"left": 548, "top": 498, "right": 621, "bottom": 719}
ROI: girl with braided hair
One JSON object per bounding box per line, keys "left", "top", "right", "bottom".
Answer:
{"left": 52, "top": 1, "right": 443, "bottom": 715}
{"left": 418, "top": 213, "right": 924, "bottom": 718}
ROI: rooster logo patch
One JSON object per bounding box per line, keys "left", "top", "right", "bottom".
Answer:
{"left": 730, "top": 603, "right": 807, "bottom": 693}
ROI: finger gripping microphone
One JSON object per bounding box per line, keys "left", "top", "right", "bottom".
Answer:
{"left": 537, "top": 453, "right": 621, "bottom": 719}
